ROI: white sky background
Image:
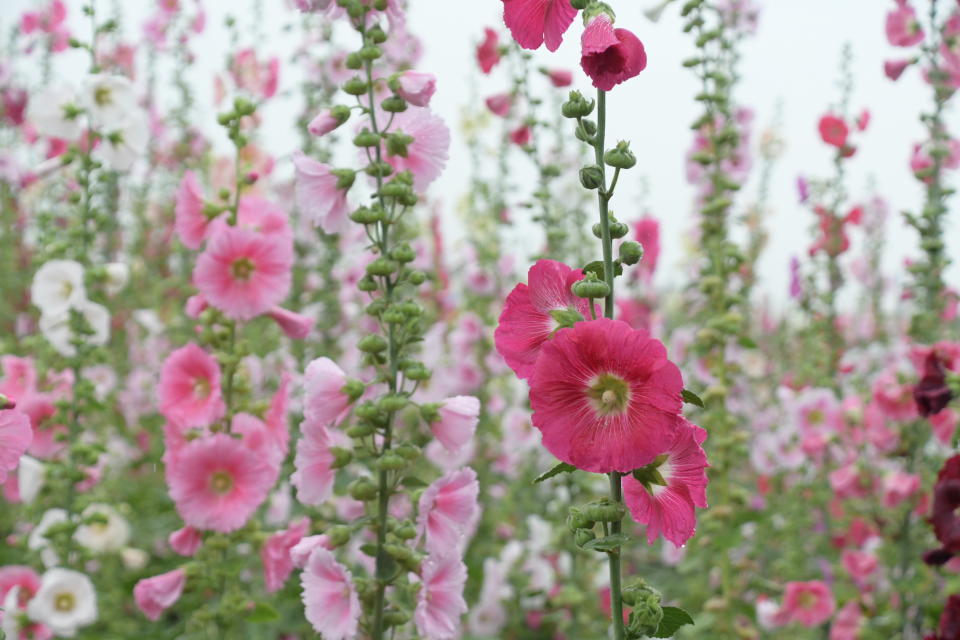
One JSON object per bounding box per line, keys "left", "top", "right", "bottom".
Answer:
{"left": 4, "top": 0, "right": 958, "bottom": 308}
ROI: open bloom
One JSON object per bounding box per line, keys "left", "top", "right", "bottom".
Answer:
{"left": 133, "top": 569, "right": 186, "bottom": 621}
{"left": 431, "top": 396, "right": 480, "bottom": 454}
{"left": 415, "top": 554, "right": 468, "bottom": 640}
{"left": 623, "top": 418, "right": 709, "bottom": 547}
{"left": 82, "top": 74, "right": 136, "bottom": 128}
{"left": 158, "top": 343, "right": 224, "bottom": 428}
{"left": 301, "top": 548, "right": 361, "bottom": 640}
{"left": 293, "top": 151, "right": 352, "bottom": 234}
{"left": 0, "top": 409, "right": 31, "bottom": 484}
{"left": 166, "top": 434, "right": 275, "bottom": 533}
{"left": 502, "top": 0, "right": 578, "bottom": 52}
{"left": 818, "top": 114, "right": 849, "bottom": 148}
{"left": 494, "top": 259, "right": 594, "bottom": 380}
{"left": 886, "top": 1, "right": 924, "bottom": 47}
{"left": 397, "top": 71, "right": 437, "bottom": 107}
{"left": 261, "top": 517, "right": 309, "bottom": 593}
{"left": 31, "top": 260, "right": 86, "bottom": 316}
{"left": 39, "top": 300, "right": 110, "bottom": 357}
{"left": 193, "top": 226, "right": 292, "bottom": 321}
{"left": 26, "top": 84, "right": 81, "bottom": 140}
{"left": 776, "top": 581, "right": 836, "bottom": 627}
{"left": 580, "top": 15, "right": 647, "bottom": 91}
{"left": 417, "top": 468, "right": 480, "bottom": 556}
{"left": 26, "top": 568, "right": 97, "bottom": 637}
{"left": 529, "top": 317, "right": 683, "bottom": 473}
{"left": 74, "top": 503, "right": 131, "bottom": 554}
{"left": 175, "top": 171, "right": 211, "bottom": 249}
{"left": 382, "top": 107, "right": 450, "bottom": 192}
{"left": 292, "top": 419, "right": 336, "bottom": 507}
{"left": 303, "top": 357, "right": 353, "bottom": 426}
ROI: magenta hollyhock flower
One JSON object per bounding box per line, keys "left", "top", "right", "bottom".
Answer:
{"left": 510, "top": 124, "right": 532, "bottom": 146}
{"left": 884, "top": 58, "right": 911, "bottom": 80}
{"left": 623, "top": 418, "right": 709, "bottom": 547}
{"left": 417, "top": 468, "right": 480, "bottom": 555}
{"left": 261, "top": 517, "right": 309, "bottom": 593}
{"left": 494, "top": 259, "right": 594, "bottom": 380}
{"left": 266, "top": 306, "right": 314, "bottom": 340}
{"left": 193, "top": 226, "right": 292, "bottom": 321}
{"left": 133, "top": 568, "right": 186, "bottom": 621}
{"left": 158, "top": 343, "right": 225, "bottom": 428}
{"left": 166, "top": 434, "right": 275, "bottom": 533}
{"left": 174, "top": 171, "right": 209, "bottom": 250}
{"left": 547, "top": 68, "right": 574, "bottom": 87}
{"left": 397, "top": 71, "right": 437, "bottom": 107}
{"left": 415, "top": 554, "right": 468, "bottom": 640}
{"left": 382, "top": 107, "right": 450, "bottom": 192}
{"left": 633, "top": 216, "right": 660, "bottom": 281}
{"left": 818, "top": 114, "right": 849, "bottom": 148}
{"left": 431, "top": 396, "right": 480, "bottom": 454}
{"left": 580, "top": 15, "right": 647, "bottom": 91}
{"left": 528, "top": 318, "right": 683, "bottom": 473}
{"left": 929, "top": 456, "right": 960, "bottom": 560}
{"left": 886, "top": 1, "right": 924, "bottom": 47}
{"left": 777, "top": 581, "right": 836, "bottom": 627}
{"left": 168, "top": 526, "right": 202, "bottom": 556}
{"left": 477, "top": 27, "right": 501, "bottom": 73}
{"left": 502, "top": 0, "right": 578, "bottom": 52}
{"left": 303, "top": 357, "right": 353, "bottom": 426}
{"left": 301, "top": 548, "right": 361, "bottom": 640}
{"left": 292, "top": 419, "right": 336, "bottom": 507}
{"left": 0, "top": 409, "right": 31, "bottom": 484}
{"left": 485, "top": 92, "right": 513, "bottom": 117}
{"left": 292, "top": 151, "right": 352, "bottom": 234}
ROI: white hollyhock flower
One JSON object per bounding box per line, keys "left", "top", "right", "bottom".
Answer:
{"left": 17, "top": 455, "right": 45, "bottom": 504}
{"left": 104, "top": 262, "right": 129, "bottom": 295}
{"left": 26, "top": 84, "right": 83, "bottom": 140}
{"left": 1, "top": 586, "right": 28, "bottom": 639}
{"left": 31, "top": 260, "right": 86, "bottom": 316}
{"left": 95, "top": 112, "right": 148, "bottom": 171}
{"left": 82, "top": 74, "right": 136, "bottom": 128}
{"left": 40, "top": 300, "right": 110, "bottom": 357}
{"left": 74, "top": 503, "right": 131, "bottom": 554}
{"left": 29, "top": 508, "right": 68, "bottom": 568}
{"left": 26, "top": 568, "right": 98, "bottom": 637}
{"left": 120, "top": 547, "right": 148, "bottom": 571}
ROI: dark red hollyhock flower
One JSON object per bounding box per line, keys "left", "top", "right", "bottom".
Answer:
{"left": 818, "top": 114, "right": 849, "bottom": 148}
{"left": 915, "top": 352, "right": 955, "bottom": 417}
{"left": 929, "top": 595, "right": 960, "bottom": 640}
{"left": 477, "top": 28, "right": 501, "bottom": 74}
{"left": 580, "top": 15, "right": 647, "bottom": 91}
{"left": 926, "top": 456, "right": 960, "bottom": 566}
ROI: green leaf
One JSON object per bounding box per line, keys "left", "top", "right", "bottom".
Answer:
{"left": 737, "top": 335, "right": 758, "bottom": 349}
{"left": 582, "top": 533, "right": 630, "bottom": 552}
{"left": 681, "top": 389, "right": 705, "bottom": 408}
{"left": 246, "top": 602, "right": 281, "bottom": 623}
{"left": 533, "top": 461, "right": 577, "bottom": 484}
{"left": 651, "top": 606, "right": 695, "bottom": 637}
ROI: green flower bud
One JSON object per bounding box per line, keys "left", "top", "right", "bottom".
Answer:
{"left": 404, "top": 363, "right": 431, "bottom": 381}
{"left": 366, "top": 300, "right": 387, "bottom": 317}
{"left": 357, "top": 275, "right": 378, "bottom": 292}
{"left": 625, "top": 580, "right": 663, "bottom": 635}
{"left": 549, "top": 308, "right": 583, "bottom": 331}
{"left": 377, "top": 453, "right": 406, "bottom": 471}
{"left": 343, "top": 76, "right": 369, "bottom": 96}
{"left": 396, "top": 442, "right": 421, "bottom": 460}
{"left": 604, "top": 141, "right": 637, "bottom": 169}
{"left": 368, "top": 26, "right": 388, "bottom": 44}
{"left": 348, "top": 478, "right": 378, "bottom": 501}
{"left": 619, "top": 241, "right": 645, "bottom": 265}
{"left": 365, "top": 161, "right": 394, "bottom": 178}
{"left": 383, "top": 610, "right": 411, "bottom": 627}
{"left": 568, "top": 506, "right": 594, "bottom": 531}
{"left": 346, "top": 52, "right": 364, "bottom": 70}
{"left": 561, "top": 90, "right": 595, "bottom": 118}
{"left": 346, "top": 422, "right": 376, "bottom": 438}
{"left": 233, "top": 97, "right": 256, "bottom": 117}
{"left": 575, "top": 119, "right": 598, "bottom": 143}
{"left": 610, "top": 221, "right": 630, "bottom": 239}
{"left": 381, "top": 96, "right": 408, "bottom": 113}
{"left": 581, "top": 498, "right": 626, "bottom": 523}
{"left": 366, "top": 258, "right": 398, "bottom": 277}
{"left": 378, "top": 394, "right": 408, "bottom": 412}
{"left": 326, "top": 525, "right": 352, "bottom": 547}
{"left": 382, "top": 309, "right": 406, "bottom": 324}
{"left": 386, "top": 131, "right": 414, "bottom": 157}
{"left": 354, "top": 402, "right": 380, "bottom": 421}
{"left": 359, "top": 45, "right": 382, "bottom": 61}
{"left": 394, "top": 523, "right": 417, "bottom": 540}
{"left": 574, "top": 528, "right": 596, "bottom": 547}
{"left": 389, "top": 244, "right": 416, "bottom": 263}
{"left": 357, "top": 335, "right": 388, "bottom": 353}
{"left": 350, "top": 206, "right": 383, "bottom": 225}
{"left": 579, "top": 164, "right": 605, "bottom": 190}
{"left": 354, "top": 130, "right": 381, "bottom": 148}
{"left": 571, "top": 274, "right": 610, "bottom": 299}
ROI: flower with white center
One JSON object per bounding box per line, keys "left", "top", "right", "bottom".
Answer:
{"left": 26, "top": 568, "right": 98, "bottom": 637}
{"left": 104, "top": 262, "right": 130, "bottom": 295}
{"left": 31, "top": 260, "right": 87, "bottom": 316}
{"left": 26, "top": 84, "right": 83, "bottom": 140}
{"left": 29, "top": 508, "right": 69, "bottom": 568}
{"left": 39, "top": 299, "right": 111, "bottom": 357}
{"left": 74, "top": 503, "right": 131, "bottom": 554}
{"left": 18, "top": 455, "right": 46, "bottom": 504}
{"left": 81, "top": 74, "right": 137, "bottom": 128}
{"left": 95, "top": 112, "right": 148, "bottom": 171}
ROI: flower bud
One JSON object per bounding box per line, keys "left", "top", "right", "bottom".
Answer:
{"left": 574, "top": 528, "right": 596, "bottom": 547}
{"left": 604, "top": 141, "right": 637, "bottom": 169}
{"left": 326, "top": 525, "right": 351, "bottom": 548}
{"left": 357, "top": 335, "right": 388, "bottom": 353}
{"left": 366, "top": 258, "right": 398, "bottom": 277}
{"left": 619, "top": 241, "right": 645, "bottom": 265}
{"left": 377, "top": 453, "right": 406, "bottom": 471}
{"left": 343, "top": 76, "right": 369, "bottom": 96}
{"left": 383, "top": 610, "right": 411, "bottom": 627}
{"left": 330, "top": 447, "right": 353, "bottom": 469}
{"left": 381, "top": 96, "right": 408, "bottom": 113}
{"left": 610, "top": 221, "right": 629, "bottom": 239}
{"left": 408, "top": 270, "right": 427, "bottom": 285}
{"left": 348, "top": 478, "right": 378, "bottom": 501}
{"left": 359, "top": 45, "right": 382, "bottom": 61}
{"left": 581, "top": 498, "right": 626, "bottom": 523}
{"left": 624, "top": 580, "right": 663, "bottom": 634}
{"left": 346, "top": 422, "right": 376, "bottom": 438}
{"left": 378, "top": 394, "right": 408, "bottom": 412}
{"left": 561, "top": 90, "right": 595, "bottom": 118}
{"left": 579, "top": 164, "right": 605, "bottom": 190}
{"left": 389, "top": 244, "right": 416, "bottom": 263}
{"left": 386, "top": 132, "right": 414, "bottom": 157}
{"left": 354, "top": 130, "right": 381, "bottom": 148}
{"left": 568, "top": 506, "right": 594, "bottom": 530}
{"left": 571, "top": 274, "right": 610, "bottom": 299}
{"left": 575, "top": 119, "right": 598, "bottom": 142}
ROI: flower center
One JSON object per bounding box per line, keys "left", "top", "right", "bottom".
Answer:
{"left": 798, "top": 591, "right": 816, "bottom": 609}
{"left": 587, "top": 373, "right": 631, "bottom": 416}
{"left": 807, "top": 409, "right": 824, "bottom": 425}
{"left": 54, "top": 591, "right": 76, "bottom": 612}
{"left": 209, "top": 470, "right": 234, "bottom": 495}
{"left": 94, "top": 85, "right": 112, "bottom": 107}
{"left": 61, "top": 281, "right": 73, "bottom": 299}
{"left": 193, "top": 377, "right": 211, "bottom": 399}
{"left": 230, "top": 257, "right": 256, "bottom": 281}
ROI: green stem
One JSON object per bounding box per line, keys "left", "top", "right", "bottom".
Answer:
{"left": 608, "top": 472, "right": 626, "bottom": 640}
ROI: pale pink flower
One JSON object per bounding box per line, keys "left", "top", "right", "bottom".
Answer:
{"left": 0, "top": 409, "right": 31, "bottom": 484}
{"left": 431, "top": 396, "right": 480, "bottom": 454}
{"left": 293, "top": 151, "right": 352, "bottom": 234}
{"left": 267, "top": 306, "right": 314, "bottom": 340}
{"left": 292, "top": 419, "right": 336, "bottom": 507}
{"left": 230, "top": 49, "right": 279, "bottom": 100}
{"left": 133, "top": 569, "right": 186, "bottom": 621}
{"left": 485, "top": 93, "right": 512, "bottom": 117}
{"left": 290, "top": 535, "right": 332, "bottom": 569}
{"left": 829, "top": 600, "right": 863, "bottom": 640}
{"left": 303, "top": 357, "right": 354, "bottom": 425}
{"left": 841, "top": 549, "right": 878, "bottom": 585}
{"left": 167, "top": 526, "right": 202, "bottom": 556}
{"left": 415, "top": 554, "right": 468, "bottom": 640}
{"left": 882, "top": 470, "right": 921, "bottom": 508}
{"left": 382, "top": 108, "right": 450, "bottom": 191}
{"left": 301, "top": 549, "right": 360, "bottom": 640}
{"left": 886, "top": 1, "right": 924, "bottom": 47}
{"left": 261, "top": 517, "right": 309, "bottom": 593}
{"left": 397, "top": 71, "right": 437, "bottom": 107}
{"left": 417, "top": 468, "right": 480, "bottom": 555}
{"left": 777, "top": 581, "right": 836, "bottom": 627}
{"left": 158, "top": 343, "right": 224, "bottom": 428}
{"left": 174, "top": 171, "right": 209, "bottom": 250}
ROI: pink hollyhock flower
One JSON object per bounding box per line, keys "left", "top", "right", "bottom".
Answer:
{"left": 308, "top": 108, "right": 347, "bottom": 137}
{"left": 417, "top": 468, "right": 480, "bottom": 555}
{"left": 267, "top": 306, "right": 314, "bottom": 340}
{"left": 303, "top": 357, "right": 355, "bottom": 425}
{"left": 301, "top": 548, "right": 361, "bottom": 640}
{"left": 265, "top": 373, "right": 292, "bottom": 456}
{"left": 819, "top": 114, "right": 849, "bottom": 148}
{"left": 382, "top": 108, "right": 450, "bottom": 192}
{"left": 510, "top": 124, "right": 532, "bottom": 146}
{"left": 431, "top": 396, "right": 480, "bottom": 454}
{"left": 886, "top": 1, "right": 924, "bottom": 47}
{"left": 397, "top": 71, "right": 437, "bottom": 107}
{"left": 932, "top": 409, "right": 958, "bottom": 445}
{"left": 477, "top": 27, "right": 501, "bottom": 73}
{"left": 485, "top": 92, "right": 513, "bottom": 117}
{"left": 841, "top": 549, "right": 878, "bottom": 584}
{"left": 231, "top": 412, "right": 285, "bottom": 473}
{"left": 174, "top": 171, "right": 209, "bottom": 250}
{"left": 185, "top": 294, "right": 207, "bottom": 318}
{"left": 292, "top": 420, "right": 336, "bottom": 507}
{"left": 209, "top": 196, "right": 292, "bottom": 244}
{"left": 292, "top": 151, "right": 352, "bottom": 235}
{"left": 133, "top": 568, "right": 186, "bottom": 621}
{"left": 882, "top": 470, "right": 921, "bottom": 507}
{"left": 502, "top": 0, "right": 578, "bottom": 52}
{"left": 166, "top": 434, "right": 275, "bottom": 533}
{"left": 777, "top": 581, "right": 836, "bottom": 627}
{"left": 494, "top": 259, "right": 594, "bottom": 380}
{"left": 633, "top": 216, "right": 660, "bottom": 281}
{"left": 262, "top": 517, "right": 309, "bottom": 593}
{"left": 0, "top": 564, "right": 41, "bottom": 606}
{"left": 623, "top": 419, "right": 709, "bottom": 547}
{"left": 158, "top": 343, "right": 224, "bottom": 428}
{"left": 829, "top": 600, "right": 863, "bottom": 640}
{"left": 293, "top": 0, "right": 333, "bottom": 12}
{"left": 529, "top": 317, "right": 683, "bottom": 473}
{"left": 580, "top": 15, "right": 648, "bottom": 91}
{"left": 0, "top": 409, "right": 31, "bottom": 484}
{"left": 872, "top": 370, "right": 918, "bottom": 421}
{"left": 230, "top": 49, "right": 280, "bottom": 100}
{"left": 546, "top": 68, "right": 574, "bottom": 87}
{"left": 415, "top": 554, "right": 468, "bottom": 640}
{"left": 290, "top": 535, "right": 332, "bottom": 569}
{"left": 168, "top": 526, "right": 202, "bottom": 556}
{"left": 193, "top": 226, "right": 292, "bottom": 321}
{"left": 884, "top": 58, "right": 911, "bottom": 80}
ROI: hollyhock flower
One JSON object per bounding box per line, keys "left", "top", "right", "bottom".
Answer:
{"left": 510, "top": 124, "right": 532, "bottom": 146}
{"left": 528, "top": 317, "right": 683, "bottom": 473}
{"left": 777, "top": 581, "right": 836, "bottom": 627}
{"left": 290, "top": 535, "right": 332, "bottom": 569}
{"left": 494, "top": 259, "right": 594, "bottom": 380}
{"left": 17, "top": 456, "right": 46, "bottom": 504}
{"left": 431, "top": 396, "right": 480, "bottom": 454}
{"left": 39, "top": 300, "right": 110, "bottom": 356}
{"left": 158, "top": 343, "right": 224, "bottom": 428}
{"left": 229, "top": 412, "right": 285, "bottom": 476}
{"left": 26, "top": 84, "right": 82, "bottom": 140}
{"left": 82, "top": 74, "right": 136, "bottom": 127}
{"left": 885, "top": 58, "right": 911, "bottom": 80}
{"left": 915, "top": 351, "right": 955, "bottom": 416}
{"left": 0, "top": 410, "right": 31, "bottom": 484}
{"left": 293, "top": 0, "right": 333, "bottom": 12}
{"left": 174, "top": 171, "right": 211, "bottom": 249}
{"left": 930, "top": 456, "right": 960, "bottom": 560}
{"left": 74, "top": 503, "right": 130, "bottom": 553}
{"left": 95, "top": 112, "right": 148, "bottom": 171}
{"left": 634, "top": 216, "right": 661, "bottom": 281}
{"left": 301, "top": 549, "right": 361, "bottom": 640}
{"left": 882, "top": 471, "right": 921, "bottom": 507}
{"left": 168, "top": 526, "right": 202, "bottom": 556}
{"left": 230, "top": 49, "right": 280, "bottom": 100}
{"left": 546, "top": 68, "right": 574, "bottom": 87}
{"left": 31, "top": 260, "right": 86, "bottom": 316}
{"left": 819, "top": 114, "right": 849, "bottom": 148}
{"left": 26, "top": 568, "right": 97, "bottom": 637}
{"left": 267, "top": 306, "right": 314, "bottom": 340}
{"left": 477, "top": 28, "right": 501, "bottom": 73}
{"left": 303, "top": 357, "right": 356, "bottom": 425}
{"left": 396, "top": 71, "right": 437, "bottom": 107}
{"left": 308, "top": 107, "right": 348, "bottom": 137}
{"left": 872, "top": 370, "right": 918, "bottom": 421}
{"left": 261, "top": 517, "right": 309, "bottom": 593}
{"left": 133, "top": 569, "right": 185, "bottom": 621}
{"left": 502, "top": 0, "right": 578, "bottom": 52}
{"left": 886, "top": 1, "right": 924, "bottom": 47}
{"left": 580, "top": 15, "right": 648, "bottom": 91}
{"left": 415, "top": 554, "right": 468, "bottom": 640}
{"left": 840, "top": 549, "right": 878, "bottom": 584}
{"left": 485, "top": 92, "right": 513, "bottom": 117}
{"left": 193, "top": 226, "right": 292, "bottom": 321}
{"left": 932, "top": 409, "right": 959, "bottom": 445}
{"left": 623, "top": 419, "right": 709, "bottom": 547}
{"left": 829, "top": 601, "right": 863, "bottom": 640}
{"left": 382, "top": 107, "right": 450, "bottom": 192}
{"left": 292, "top": 420, "right": 336, "bottom": 507}
{"left": 417, "top": 468, "right": 480, "bottom": 555}
{"left": 292, "top": 151, "right": 352, "bottom": 234}
{"left": 166, "top": 434, "right": 275, "bottom": 533}
{"left": 930, "top": 594, "right": 960, "bottom": 640}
